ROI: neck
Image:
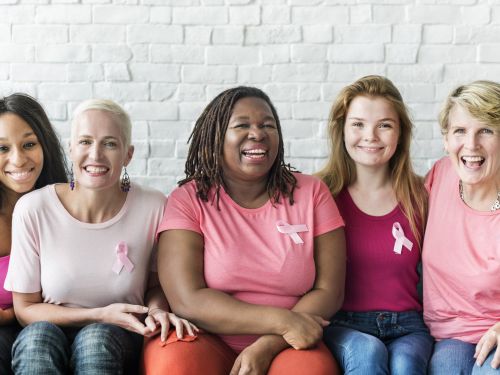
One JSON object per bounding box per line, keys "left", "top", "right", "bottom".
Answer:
{"left": 351, "top": 164, "right": 392, "bottom": 192}
{"left": 461, "top": 180, "right": 500, "bottom": 212}
{"left": 0, "top": 188, "right": 23, "bottom": 215}
{"left": 223, "top": 176, "right": 269, "bottom": 209}
{"left": 66, "top": 183, "right": 128, "bottom": 223}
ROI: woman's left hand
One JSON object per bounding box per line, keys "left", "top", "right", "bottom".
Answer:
{"left": 144, "top": 308, "right": 199, "bottom": 342}
{"left": 475, "top": 322, "right": 500, "bottom": 368}
{"left": 230, "top": 339, "right": 276, "bottom": 375}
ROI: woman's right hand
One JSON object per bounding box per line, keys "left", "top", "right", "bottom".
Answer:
{"left": 98, "top": 303, "right": 149, "bottom": 335}
{"left": 279, "top": 311, "right": 329, "bottom": 350}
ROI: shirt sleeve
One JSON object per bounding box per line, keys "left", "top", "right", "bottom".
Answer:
{"left": 156, "top": 184, "right": 202, "bottom": 236}
{"left": 313, "top": 178, "right": 345, "bottom": 237}
{"left": 4, "top": 197, "right": 42, "bottom": 293}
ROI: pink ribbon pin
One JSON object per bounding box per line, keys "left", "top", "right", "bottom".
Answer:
{"left": 276, "top": 220, "right": 308, "bottom": 245}
{"left": 392, "top": 222, "right": 413, "bottom": 255}
{"left": 112, "top": 241, "right": 134, "bottom": 274}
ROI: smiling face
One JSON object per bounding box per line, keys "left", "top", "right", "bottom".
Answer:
{"left": 70, "top": 109, "right": 133, "bottom": 191}
{"left": 222, "top": 96, "right": 279, "bottom": 185}
{"left": 444, "top": 104, "right": 500, "bottom": 189}
{"left": 0, "top": 113, "right": 44, "bottom": 199}
{"left": 343, "top": 95, "right": 400, "bottom": 171}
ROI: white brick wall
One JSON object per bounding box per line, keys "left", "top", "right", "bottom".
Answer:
{"left": 1, "top": 0, "right": 499, "bottom": 193}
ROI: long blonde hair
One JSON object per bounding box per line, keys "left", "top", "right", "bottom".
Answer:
{"left": 317, "top": 75, "right": 428, "bottom": 246}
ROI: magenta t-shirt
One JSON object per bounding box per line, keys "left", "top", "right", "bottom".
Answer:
{"left": 159, "top": 173, "right": 344, "bottom": 352}
{"left": 335, "top": 188, "right": 422, "bottom": 312}
{"left": 0, "top": 255, "right": 12, "bottom": 309}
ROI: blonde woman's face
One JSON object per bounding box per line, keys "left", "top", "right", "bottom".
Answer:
{"left": 444, "top": 104, "right": 500, "bottom": 189}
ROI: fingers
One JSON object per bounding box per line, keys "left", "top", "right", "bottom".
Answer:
{"left": 154, "top": 312, "right": 171, "bottom": 342}
{"left": 475, "top": 330, "right": 497, "bottom": 367}
{"left": 144, "top": 315, "right": 158, "bottom": 333}
{"left": 229, "top": 354, "right": 242, "bottom": 375}
{"left": 123, "top": 313, "right": 149, "bottom": 336}
{"left": 492, "top": 346, "right": 500, "bottom": 369}
{"left": 311, "top": 314, "right": 330, "bottom": 327}
{"left": 121, "top": 304, "right": 149, "bottom": 315}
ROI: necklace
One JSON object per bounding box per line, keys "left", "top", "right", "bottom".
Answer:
{"left": 459, "top": 180, "right": 500, "bottom": 212}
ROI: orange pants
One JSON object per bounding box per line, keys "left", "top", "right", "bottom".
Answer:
{"left": 142, "top": 332, "right": 340, "bottom": 375}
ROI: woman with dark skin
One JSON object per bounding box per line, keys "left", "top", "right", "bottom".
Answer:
{"left": 0, "top": 93, "right": 67, "bottom": 373}
{"left": 142, "top": 86, "right": 346, "bottom": 375}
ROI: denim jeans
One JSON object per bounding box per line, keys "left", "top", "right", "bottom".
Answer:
{"left": 324, "top": 311, "right": 433, "bottom": 375}
{"left": 0, "top": 323, "right": 21, "bottom": 374}
{"left": 12, "top": 321, "right": 143, "bottom": 375}
{"left": 429, "top": 338, "right": 500, "bottom": 375}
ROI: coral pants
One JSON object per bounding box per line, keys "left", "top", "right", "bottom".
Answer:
{"left": 142, "top": 332, "right": 340, "bottom": 375}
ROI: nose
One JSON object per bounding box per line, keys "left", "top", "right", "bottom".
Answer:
{"left": 89, "top": 143, "right": 102, "bottom": 160}
{"left": 363, "top": 126, "right": 378, "bottom": 142}
{"left": 464, "top": 132, "right": 479, "bottom": 150}
{"left": 248, "top": 125, "right": 266, "bottom": 141}
{"left": 10, "top": 146, "right": 28, "bottom": 167}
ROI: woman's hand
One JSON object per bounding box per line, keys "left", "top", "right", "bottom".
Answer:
{"left": 279, "top": 311, "right": 328, "bottom": 350}
{"left": 230, "top": 336, "right": 279, "bottom": 375}
{"left": 475, "top": 322, "right": 500, "bottom": 369}
{"left": 144, "top": 308, "right": 199, "bottom": 342}
{"left": 98, "top": 303, "right": 149, "bottom": 335}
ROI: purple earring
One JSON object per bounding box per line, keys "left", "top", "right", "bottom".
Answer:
{"left": 120, "top": 167, "right": 130, "bottom": 192}
{"left": 69, "top": 165, "right": 75, "bottom": 191}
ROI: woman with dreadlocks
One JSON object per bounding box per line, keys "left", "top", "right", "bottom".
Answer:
{"left": 142, "top": 86, "right": 346, "bottom": 375}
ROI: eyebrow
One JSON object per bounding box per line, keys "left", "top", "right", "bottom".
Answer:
{"left": 230, "top": 115, "right": 276, "bottom": 122}
{"left": 0, "top": 131, "right": 36, "bottom": 141}
{"left": 78, "top": 135, "right": 119, "bottom": 140}
{"left": 347, "top": 117, "right": 397, "bottom": 122}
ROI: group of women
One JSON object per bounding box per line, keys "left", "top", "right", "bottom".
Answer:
{"left": 0, "top": 76, "right": 497, "bottom": 375}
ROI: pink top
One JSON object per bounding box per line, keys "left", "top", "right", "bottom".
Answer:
{"left": 0, "top": 255, "right": 12, "bottom": 310}
{"left": 335, "top": 189, "right": 422, "bottom": 312}
{"left": 159, "top": 173, "right": 344, "bottom": 352}
{"left": 423, "top": 157, "right": 500, "bottom": 344}
{"left": 5, "top": 183, "right": 165, "bottom": 308}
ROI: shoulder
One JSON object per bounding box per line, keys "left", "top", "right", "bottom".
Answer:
{"left": 14, "top": 185, "right": 55, "bottom": 215}
{"left": 293, "top": 173, "right": 331, "bottom": 196}
{"left": 426, "top": 157, "right": 453, "bottom": 191}
{"left": 131, "top": 183, "right": 167, "bottom": 206}
{"left": 168, "top": 181, "right": 199, "bottom": 202}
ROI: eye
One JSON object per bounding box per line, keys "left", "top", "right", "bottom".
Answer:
{"left": 351, "top": 122, "right": 363, "bottom": 128}
{"left": 479, "top": 128, "right": 494, "bottom": 135}
{"left": 233, "top": 123, "right": 249, "bottom": 129}
{"left": 379, "top": 123, "right": 392, "bottom": 129}
{"left": 79, "top": 139, "right": 91, "bottom": 145}
{"left": 23, "top": 142, "right": 37, "bottom": 149}
{"left": 261, "top": 123, "right": 276, "bottom": 129}
{"left": 104, "top": 141, "right": 117, "bottom": 148}
{"left": 0, "top": 145, "right": 8, "bottom": 153}
{"left": 452, "top": 128, "right": 465, "bottom": 135}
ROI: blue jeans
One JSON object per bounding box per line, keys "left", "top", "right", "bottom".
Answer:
{"left": 429, "top": 338, "right": 500, "bottom": 375}
{"left": 0, "top": 323, "right": 21, "bottom": 374}
{"left": 324, "top": 311, "right": 433, "bottom": 375}
{"left": 12, "top": 321, "right": 143, "bottom": 375}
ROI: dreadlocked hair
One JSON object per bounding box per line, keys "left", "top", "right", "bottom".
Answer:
{"left": 179, "top": 86, "right": 298, "bottom": 208}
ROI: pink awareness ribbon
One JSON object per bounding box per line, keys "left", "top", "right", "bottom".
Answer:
{"left": 112, "top": 241, "right": 134, "bottom": 274}
{"left": 392, "top": 222, "right": 413, "bottom": 255}
{"left": 276, "top": 220, "right": 308, "bottom": 245}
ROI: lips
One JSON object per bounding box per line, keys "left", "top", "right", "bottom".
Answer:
{"left": 357, "top": 146, "right": 383, "bottom": 152}
{"left": 242, "top": 148, "right": 267, "bottom": 159}
{"left": 6, "top": 168, "right": 36, "bottom": 182}
{"left": 84, "top": 165, "right": 109, "bottom": 174}
{"left": 461, "top": 155, "right": 485, "bottom": 168}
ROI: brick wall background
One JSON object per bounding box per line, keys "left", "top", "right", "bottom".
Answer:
{"left": 1, "top": 0, "right": 499, "bottom": 192}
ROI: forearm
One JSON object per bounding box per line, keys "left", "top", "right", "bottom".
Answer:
{"left": 291, "top": 286, "right": 343, "bottom": 320}
{"left": 15, "top": 302, "right": 100, "bottom": 328}
{"left": 172, "top": 287, "right": 290, "bottom": 336}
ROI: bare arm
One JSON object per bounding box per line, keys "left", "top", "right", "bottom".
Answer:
{"left": 13, "top": 291, "right": 150, "bottom": 335}
{"left": 0, "top": 307, "right": 16, "bottom": 326}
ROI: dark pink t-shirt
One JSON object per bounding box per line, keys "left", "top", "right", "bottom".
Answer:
{"left": 159, "top": 173, "right": 344, "bottom": 352}
{"left": 335, "top": 188, "right": 422, "bottom": 312}
{"left": 0, "top": 255, "right": 12, "bottom": 310}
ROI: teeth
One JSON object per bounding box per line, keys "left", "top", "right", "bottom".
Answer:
{"left": 461, "top": 156, "right": 484, "bottom": 162}
{"left": 85, "top": 166, "right": 107, "bottom": 173}
{"left": 243, "top": 149, "right": 266, "bottom": 155}
{"left": 9, "top": 171, "right": 31, "bottom": 177}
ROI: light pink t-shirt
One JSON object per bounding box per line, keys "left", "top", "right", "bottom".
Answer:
{"left": 5, "top": 183, "right": 165, "bottom": 308}
{"left": 159, "top": 173, "right": 345, "bottom": 352}
{"left": 423, "top": 157, "right": 500, "bottom": 344}
{"left": 0, "top": 256, "right": 12, "bottom": 309}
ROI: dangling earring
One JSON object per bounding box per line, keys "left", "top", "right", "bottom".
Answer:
{"left": 69, "top": 165, "right": 75, "bottom": 191}
{"left": 120, "top": 167, "right": 130, "bottom": 192}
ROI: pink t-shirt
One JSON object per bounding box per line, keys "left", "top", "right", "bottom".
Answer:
{"left": 0, "top": 255, "right": 12, "bottom": 309}
{"left": 159, "top": 173, "right": 344, "bottom": 352}
{"left": 423, "top": 157, "right": 500, "bottom": 344}
{"left": 5, "top": 183, "right": 165, "bottom": 308}
{"left": 335, "top": 189, "right": 422, "bottom": 312}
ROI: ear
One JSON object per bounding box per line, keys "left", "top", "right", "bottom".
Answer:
{"left": 124, "top": 145, "right": 134, "bottom": 167}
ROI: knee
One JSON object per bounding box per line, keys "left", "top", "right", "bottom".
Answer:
{"left": 13, "top": 321, "right": 67, "bottom": 355}
{"left": 391, "top": 353, "right": 428, "bottom": 375}
{"left": 73, "top": 323, "right": 126, "bottom": 357}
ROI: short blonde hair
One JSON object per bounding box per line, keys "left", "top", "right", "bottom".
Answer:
{"left": 439, "top": 80, "right": 500, "bottom": 134}
{"left": 71, "top": 99, "right": 132, "bottom": 146}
